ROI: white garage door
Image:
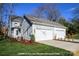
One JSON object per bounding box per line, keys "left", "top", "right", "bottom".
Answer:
{"left": 35, "top": 29, "right": 53, "bottom": 41}
{"left": 54, "top": 28, "right": 65, "bottom": 40}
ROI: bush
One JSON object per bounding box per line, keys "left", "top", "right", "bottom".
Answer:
{"left": 72, "top": 34, "right": 79, "bottom": 39}
{"left": 30, "top": 34, "right": 35, "bottom": 42}
{"left": 0, "top": 35, "right": 5, "bottom": 41}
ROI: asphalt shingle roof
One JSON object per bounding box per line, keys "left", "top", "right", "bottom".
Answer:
{"left": 25, "top": 15, "right": 66, "bottom": 29}
{"left": 10, "top": 15, "right": 23, "bottom": 22}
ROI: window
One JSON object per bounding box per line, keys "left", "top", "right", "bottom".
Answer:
{"left": 16, "top": 30, "right": 18, "bottom": 35}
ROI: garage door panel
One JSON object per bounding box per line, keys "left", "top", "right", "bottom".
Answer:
{"left": 35, "top": 30, "right": 45, "bottom": 41}
{"left": 54, "top": 29, "right": 65, "bottom": 39}
{"left": 35, "top": 29, "right": 53, "bottom": 41}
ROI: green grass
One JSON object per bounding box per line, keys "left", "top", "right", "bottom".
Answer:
{"left": 0, "top": 39, "right": 73, "bottom": 56}
{"left": 72, "top": 34, "right": 79, "bottom": 39}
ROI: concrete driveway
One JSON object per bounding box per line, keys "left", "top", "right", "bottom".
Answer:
{"left": 38, "top": 40, "right": 79, "bottom": 53}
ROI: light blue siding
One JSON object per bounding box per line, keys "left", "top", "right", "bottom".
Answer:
{"left": 21, "top": 19, "right": 32, "bottom": 40}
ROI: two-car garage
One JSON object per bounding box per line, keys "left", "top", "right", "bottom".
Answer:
{"left": 33, "top": 24, "right": 66, "bottom": 42}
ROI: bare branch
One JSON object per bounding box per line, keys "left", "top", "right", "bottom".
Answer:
{"left": 31, "top": 4, "right": 61, "bottom": 21}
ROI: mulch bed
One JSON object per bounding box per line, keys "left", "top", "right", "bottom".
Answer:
{"left": 8, "top": 37, "right": 33, "bottom": 45}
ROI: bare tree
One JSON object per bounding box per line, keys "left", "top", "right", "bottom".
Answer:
{"left": 73, "top": 7, "right": 79, "bottom": 18}
{"left": 0, "top": 3, "right": 16, "bottom": 36}
{"left": 0, "top": 4, "right": 4, "bottom": 34}
{"left": 72, "top": 7, "right": 79, "bottom": 33}
{"left": 0, "top": 3, "right": 16, "bottom": 26}
{"left": 8, "top": 3, "right": 16, "bottom": 26}
{"left": 32, "top": 4, "right": 61, "bottom": 21}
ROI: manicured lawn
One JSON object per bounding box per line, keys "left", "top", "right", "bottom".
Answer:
{"left": 0, "top": 39, "right": 73, "bottom": 56}
{"left": 72, "top": 34, "right": 79, "bottom": 39}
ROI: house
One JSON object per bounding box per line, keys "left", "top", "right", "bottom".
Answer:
{"left": 8, "top": 16, "right": 23, "bottom": 38}
{"left": 8, "top": 15, "right": 66, "bottom": 42}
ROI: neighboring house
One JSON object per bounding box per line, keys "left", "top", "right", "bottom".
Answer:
{"left": 8, "top": 15, "right": 66, "bottom": 42}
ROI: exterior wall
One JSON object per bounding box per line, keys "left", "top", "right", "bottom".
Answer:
{"left": 54, "top": 27, "right": 66, "bottom": 40}
{"left": 27, "top": 26, "right": 32, "bottom": 40}
{"left": 32, "top": 24, "right": 54, "bottom": 34}
{"left": 21, "top": 19, "right": 32, "bottom": 40}
{"left": 8, "top": 18, "right": 22, "bottom": 38}
{"left": 8, "top": 18, "right": 12, "bottom": 37}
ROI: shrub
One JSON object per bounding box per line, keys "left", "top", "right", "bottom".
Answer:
{"left": 30, "top": 34, "right": 35, "bottom": 42}
{"left": 0, "top": 35, "right": 4, "bottom": 41}
{"left": 72, "top": 34, "right": 79, "bottom": 39}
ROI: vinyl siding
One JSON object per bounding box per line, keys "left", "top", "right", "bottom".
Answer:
{"left": 21, "top": 19, "right": 32, "bottom": 40}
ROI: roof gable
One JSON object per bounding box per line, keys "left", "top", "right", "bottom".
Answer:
{"left": 10, "top": 15, "right": 23, "bottom": 22}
